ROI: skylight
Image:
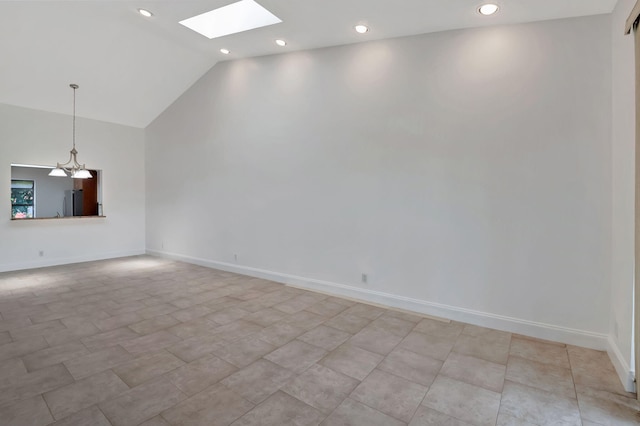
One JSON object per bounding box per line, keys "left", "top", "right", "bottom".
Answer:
{"left": 179, "top": 0, "right": 282, "bottom": 39}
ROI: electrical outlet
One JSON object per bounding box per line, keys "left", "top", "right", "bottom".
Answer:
{"left": 38, "top": 251, "right": 44, "bottom": 257}
{"left": 361, "top": 273, "right": 368, "bottom": 284}
{"left": 234, "top": 254, "right": 238, "bottom": 262}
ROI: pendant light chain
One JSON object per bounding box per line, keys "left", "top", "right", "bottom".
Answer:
{"left": 71, "top": 83, "right": 78, "bottom": 151}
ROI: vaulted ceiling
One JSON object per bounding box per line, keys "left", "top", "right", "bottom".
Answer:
{"left": 0, "top": 0, "right": 617, "bottom": 128}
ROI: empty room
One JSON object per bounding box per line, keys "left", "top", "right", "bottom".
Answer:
{"left": 1, "top": 0, "right": 639, "bottom": 425}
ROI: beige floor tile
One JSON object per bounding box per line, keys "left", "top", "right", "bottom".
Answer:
{"left": 282, "top": 311, "right": 327, "bottom": 331}
{"left": 440, "top": 352, "right": 505, "bottom": 393}
{"left": 166, "top": 334, "right": 226, "bottom": 362}
{"left": 282, "top": 363, "right": 359, "bottom": 414}
{"left": 422, "top": 375, "right": 501, "bottom": 426}
{"left": 0, "top": 395, "right": 54, "bottom": 426}
{"left": 0, "top": 335, "right": 49, "bottom": 362}
{"left": 452, "top": 333, "right": 510, "bottom": 365}
{"left": 461, "top": 324, "right": 510, "bottom": 339}
{"left": 80, "top": 327, "right": 141, "bottom": 351}
{"left": 257, "top": 322, "right": 307, "bottom": 346}
{"left": 207, "top": 307, "right": 250, "bottom": 325}
{"left": 166, "top": 354, "right": 237, "bottom": 395}
{"left": 320, "top": 398, "right": 405, "bottom": 426}
{"left": 137, "top": 303, "right": 180, "bottom": 320}
{"left": 213, "top": 320, "right": 264, "bottom": 342}
{"left": 368, "top": 316, "right": 415, "bottom": 337}
{"left": 413, "top": 318, "right": 464, "bottom": 340}
{"left": 99, "top": 377, "right": 187, "bottom": 426}
{"left": 140, "top": 416, "right": 172, "bottom": 426}
{"left": 167, "top": 318, "right": 219, "bottom": 339}
{"left": 9, "top": 319, "right": 67, "bottom": 341}
{"left": 129, "top": 314, "right": 181, "bottom": 335}
{"left": 93, "top": 311, "right": 143, "bottom": 332}
{"left": 567, "top": 345, "right": 615, "bottom": 375}
{"left": 0, "top": 363, "right": 75, "bottom": 404}
{"left": 298, "top": 325, "right": 351, "bottom": 351}
{"left": 341, "top": 304, "right": 385, "bottom": 320}
{"left": 495, "top": 413, "right": 538, "bottom": 426}
{"left": 64, "top": 345, "right": 133, "bottom": 380}
{"left": 273, "top": 297, "right": 317, "bottom": 315}
{"left": 506, "top": 355, "right": 575, "bottom": 399}
{"left": 171, "top": 305, "right": 213, "bottom": 322}
{"left": 323, "top": 313, "right": 371, "bottom": 334}
{"left": 350, "top": 369, "right": 427, "bottom": 422}
{"left": 576, "top": 386, "right": 640, "bottom": 425}
{"left": 398, "top": 331, "right": 456, "bottom": 361}
{"left": 212, "top": 335, "right": 276, "bottom": 368}
{"left": 409, "top": 406, "right": 473, "bottom": 426}
{"left": 120, "top": 330, "right": 182, "bottom": 355}
{"left": 509, "top": 336, "right": 570, "bottom": 369}
{"left": 499, "top": 380, "right": 581, "bottom": 425}
{"left": 349, "top": 327, "right": 403, "bottom": 355}
{"left": 161, "top": 383, "right": 254, "bottom": 426}
{"left": 320, "top": 344, "right": 383, "bottom": 380}
{"left": 0, "top": 317, "right": 33, "bottom": 332}
{"left": 43, "top": 370, "right": 129, "bottom": 420}
{"left": 0, "top": 257, "right": 635, "bottom": 426}
{"left": 221, "top": 359, "right": 295, "bottom": 404}
{"left": 22, "top": 341, "right": 89, "bottom": 371}
{"left": 572, "top": 367, "right": 632, "bottom": 398}
{"left": 113, "top": 350, "right": 185, "bottom": 387}
{"left": 0, "top": 357, "right": 28, "bottom": 381}
{"left": 305, "top": 300, "right": 349, "bottom": 318}
{"left": 243, "top": 308, "right": 288, "bottom": 327}
{"left": 48, "top": 405, "right": 112, "bottom": 426}
{"left": 378, "top": 347, "right": 442, "bottom": 387}
{"left": 45, "top": 321, "right": 100, "bottom": 347}
{"left": 231, "top": 391, "right": 325, "bottom": 426}
{"left": 265, "top": 339, "right": 327, "bottom": 373}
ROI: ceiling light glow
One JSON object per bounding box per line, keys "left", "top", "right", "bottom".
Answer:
{"left": 478, "top": 4, "right": 499, "bottom": 15}
{"left": 220, "top": 48, "right": 230, "bottom": 54}
{"left": 275, "top": 39, "right": 286, "bottom": 47}
{"left": 354, "top": 25, "right": 369, "bottom": 34}
{"left": 138, "top": 8, "right": 153, "bottom": 18}
{"left": 180, "top": 0, "right": 282, "bottom": 39}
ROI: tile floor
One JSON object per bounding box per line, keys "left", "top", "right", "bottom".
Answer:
{"left": 0, "top": 256, "right": 638, "bottom": 426}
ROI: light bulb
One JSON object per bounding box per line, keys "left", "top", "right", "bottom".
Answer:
{"left": 478, "top": 4, "right": 499, "bottom": 15}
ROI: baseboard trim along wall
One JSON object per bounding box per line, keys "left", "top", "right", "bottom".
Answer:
{"left": 0, "top": 249, "right": 146, "bottom": 273}
{"left": 147, "top": 250, "right": 613, "bottom": 350}
{"left": 607, "top": 336, "right": 636, "bottom": 393}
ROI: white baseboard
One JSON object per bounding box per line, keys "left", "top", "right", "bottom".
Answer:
{"left": 607, "top": 335, "right": 636, "bottom": 393}
{"left": 0, "top": 249, "right": 146, "bottom": 273}
{"left": 147, "top": 249, "right": 610, "bottom": 351}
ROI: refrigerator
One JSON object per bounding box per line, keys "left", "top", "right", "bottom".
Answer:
{"left": 64, "top": 190, "right": 84, "bottom": 217}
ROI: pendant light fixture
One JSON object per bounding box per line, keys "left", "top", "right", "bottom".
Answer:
{"left": 49, "top": 84, "right": 92, "bottom": 179}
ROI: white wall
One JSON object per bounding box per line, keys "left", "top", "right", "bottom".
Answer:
{"left": 0, "top": 103, "right": 145, "bottom": 272}
{"left": 147, "top": 16, "right": 612, "bottom": 347}
{"left": 610, "top": 0, "right": 636, "bottom": 391}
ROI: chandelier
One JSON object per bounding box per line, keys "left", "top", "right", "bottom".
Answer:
{"left": 49, "top": 84, "right": 92, "bottom": 179}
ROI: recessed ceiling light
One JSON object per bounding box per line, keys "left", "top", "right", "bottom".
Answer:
{"left": 220, "top": 48, "right": 230, "bottom": 55}
{"left": 354, "top": 24, "right": 369, "bottom": 34}
{"left": 137, "top": 8, "right": 153, "bottom": 18}
{"left": 275, "top": 39, "right": 286, "bottom": 47}
{"left": 478, "top": 4, "right": 499, "bottom": 15}
{"left": 180, "top": 0, "right": 282, "bottom": 39}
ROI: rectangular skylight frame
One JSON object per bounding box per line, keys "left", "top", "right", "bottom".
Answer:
{"left": 179, "top": 0, "right": 282, "bottom": 39}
